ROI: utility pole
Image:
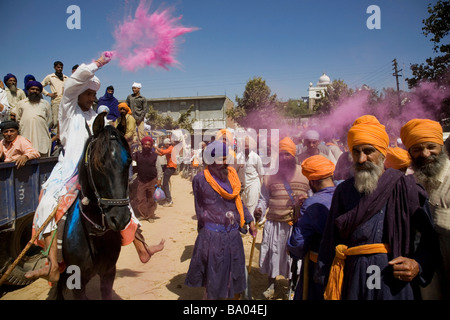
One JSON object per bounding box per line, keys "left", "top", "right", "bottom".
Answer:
{"left": 392, "top": 59, "right": 402, "bottom": 111}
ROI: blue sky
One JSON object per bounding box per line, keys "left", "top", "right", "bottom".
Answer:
{"left": 0, "top": 0, "right": 443, "bottom": 103}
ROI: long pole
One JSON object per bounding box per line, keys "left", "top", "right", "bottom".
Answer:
{"left": 392, "top": 58, "right": 403, "bottom": 111}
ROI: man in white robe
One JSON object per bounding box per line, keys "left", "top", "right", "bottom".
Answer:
{"left": 15, "top": 81, "right": 52, "bottom": 157}
{"left": 0, "top": 86, "right": 11, "bottom": 135}
{"left": 25, "top": 55, "right": 163, "bottom": 283}
{"left": 239, "top": 136, "right": 264, "bottom": 219}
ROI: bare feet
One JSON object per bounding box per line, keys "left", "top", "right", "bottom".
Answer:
{"left": 136, "top": 238, "right": 165, "bottom": 263}
{"left": 25, "top": 259, "right": 60, "bottom": 283}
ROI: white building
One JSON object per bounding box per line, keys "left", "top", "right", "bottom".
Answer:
{"left": 307, "top": 73, "right": 331, "bottom": 110}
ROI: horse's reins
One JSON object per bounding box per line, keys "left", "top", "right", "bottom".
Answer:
{"left": 81, "top": 135, "right": 130, "bottom": 233}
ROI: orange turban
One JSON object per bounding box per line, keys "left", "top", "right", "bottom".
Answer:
{"left": 279, "top": 137, "right": 296, "bottom": 157}
{"left": 301, "top": 155, "right": 335, "bottom": 180}
{"left": 118, "top": 102, "right": 132, "bottom": 115}
{"left": 347, "top": 115, "right": 389, "bottom": 156}
{"left": 384, "top": 147, "right": 411, "bottom": 170}
{"left": 216, "top": 129, "right": 234, "bottom": 144}
{"left": 400, "top": 118, "right": 443, "bottom": 149}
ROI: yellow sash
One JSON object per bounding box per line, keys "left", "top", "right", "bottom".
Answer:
{"left": 204, "top": 166, "right": 245, "bottom": 228}
{"left": 324, "top": 243, "right": 390, "bottom": 300}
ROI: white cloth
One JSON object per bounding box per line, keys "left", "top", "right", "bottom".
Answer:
{"left": 16, "top": 98, "right": 52, "bottom": 155}
{"left": 240, "top": 151, "right": 264, "bottom": 218}
{"left": 132, "top": 82, "right": 142, "bottom": 88}
{"left": 0, "top": 88, "right": 11, "bottom": 123}
{"left": 259, "top": 220, "right": 294, "bottom": 279}
{"left": 33, "top": 63, "right": 100, "bottom": 237}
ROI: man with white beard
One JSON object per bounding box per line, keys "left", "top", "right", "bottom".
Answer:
{"left": 400, "top": 119, "right": 450, "bottom": 300}
{"left": 3, "top": 73, "right": 26, "bottom": 117}
{"left": 316, "top": 115, "right": 440, "bottom": 300}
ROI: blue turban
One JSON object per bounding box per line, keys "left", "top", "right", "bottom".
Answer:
{"left": 25, "top": 80, "right": 43, "bottom": 92}
{"left": 3, "top": 73, "right": 17, "bottom": 84}
{"left": 24, "top": 74, "right": 36, "bottom": 95}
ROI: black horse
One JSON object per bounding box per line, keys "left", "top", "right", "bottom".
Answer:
{"left": 53, "top": 113, "right": 132, "bottom": 300}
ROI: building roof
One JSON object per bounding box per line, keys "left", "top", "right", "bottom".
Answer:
{"left": 147, "top": 95, "right": 231, "bottom": 102}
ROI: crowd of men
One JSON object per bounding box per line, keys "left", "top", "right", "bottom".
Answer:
{"left": 0, "top": 58, "right": 449, "bottom": 300}
{"left": 183, "top": 119, "right": 450, "bottom": 300}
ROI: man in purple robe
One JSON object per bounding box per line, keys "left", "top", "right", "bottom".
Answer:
{"left": 185, "top": 141, "right": 257, "bottom": 299}
{"left": 316, "top": 115, "right": 440, "bottom": 300}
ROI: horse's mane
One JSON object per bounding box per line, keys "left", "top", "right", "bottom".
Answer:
{"left": 86, "top": 125, "right": 131, "bottom": 173}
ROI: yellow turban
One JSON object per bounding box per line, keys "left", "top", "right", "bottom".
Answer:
{"left": 279, "top": 137, "right": 297, "bottom": 157}
{"left": 347, "top": 115, "right": 389, "bottom": 156}
{"left": 301, "top": 155, "right": 336, "bottom": 181}
{"left": 384, "top": 147, "right": 411, "bottom": 170}
{"left": 118, "top": 102, "right": 132, "bottom": 115}
{"left": 400, "top": 118, "right": 443, "bottom": 149}
{"left": 216, "top": 129, "right": 234, "bottom": 144}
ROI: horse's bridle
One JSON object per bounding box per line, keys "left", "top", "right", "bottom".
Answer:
{"left": 82, "top": 136, "right": 130, "bottom": 232}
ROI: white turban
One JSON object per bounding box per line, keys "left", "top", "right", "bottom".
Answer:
{"left": 132, "top": 82, "right": 142, "bottom": 88}
{"left": 97, "top": 105, "right": 110, "bottom": 114}
{"left": 163, "top": 138, "right": 171, "bottom": 144}
{"left": 303, "top": 129, "right": 320, "bottom": 141}
{"left": 84, "top": 75, "right": 101, "bottom": 92}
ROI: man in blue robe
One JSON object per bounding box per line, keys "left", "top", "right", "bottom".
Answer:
{"left": 97, "top": 85, "right": 120, "bottom": 123}
{"left": 287, "top": 155, "right": 336, "bottom": 300}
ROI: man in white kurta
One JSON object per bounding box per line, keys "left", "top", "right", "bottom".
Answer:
{"left": 26, "top": 55, "right": 161, "bottom": 282}
{"left": 15, "top": 81, "right": 52, "bottom": 157}
{"left": 239, "top": 137, "right": 264, "bottom": 219}
{"left": 25, "top": 56, "right": 110, "bottom": 282}
{"left": 0, "top": 87, "right": 11, "bottom": 126}
{"left": 41, "top": 61, "right": 69, "bottom": 129}
{"left": 3, "top": 74, "right": 26, "bottom": 118}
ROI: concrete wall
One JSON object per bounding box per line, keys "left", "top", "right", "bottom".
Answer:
{"left": 148, "top": 95, "right": 235, "bottom": 129}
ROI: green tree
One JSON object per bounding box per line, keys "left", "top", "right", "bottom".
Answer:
{"left": 227, "top": 77, "right": 280, "bottom": 129}
{"left": 146, "top": 104, "right": 196, "bottom": 132}
{"left": 177, "top": 104, "right": 195, "bottom": 133}
{"left": 408, "top": 0, "right": 450, "bottom": 83}
{"left": 282, "top": 99, "right": 310, "bottom": 117}
{"left": 313, "top": 79, "right": 354, "bottom": 115}
{"left": 406, "top": 0, "right": 450, "bottom": 119}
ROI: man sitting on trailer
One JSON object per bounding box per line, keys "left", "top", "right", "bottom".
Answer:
{"left": 0, "top": 120, "right": 40, "bottom": 168}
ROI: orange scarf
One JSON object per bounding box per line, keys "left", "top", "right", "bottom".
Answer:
{"left": 204, "top": 166, "right": 245, "bottom": 228}
{"left": 324, "top": 243, "right": 390, "bottom": 300}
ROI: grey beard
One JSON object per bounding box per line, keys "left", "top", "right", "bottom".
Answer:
{"left": 353, "top": 157, "right": 385, "bottom": 194}
{"left": 8, "top": 84, "right": 17, "bottom": 93}
{"left": 412, "top": 149, "right": 448, "bottom": 191}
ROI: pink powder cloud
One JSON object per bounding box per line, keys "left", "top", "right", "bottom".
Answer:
{"left": 110, "top": 0, "right": 198, "bottom": 72}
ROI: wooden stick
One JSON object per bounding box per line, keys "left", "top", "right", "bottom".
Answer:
{"left": 302, "top": 252, "right": 310, "bottom": 300}
{"left": 247, "top": 234, "right": 257, "bottom": 273}
{"left": 0, "top": 205, "right": 58, "bottom": 287}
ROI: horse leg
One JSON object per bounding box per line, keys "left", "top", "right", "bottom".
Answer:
{"left": 100, "top": 266, "right": 116, "bottom": 300}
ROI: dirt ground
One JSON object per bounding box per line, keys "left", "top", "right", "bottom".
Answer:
{"left": 1, "top": 173, "right": 290, "bottom": 300}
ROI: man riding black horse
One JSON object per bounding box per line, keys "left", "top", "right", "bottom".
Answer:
{"left": 25, "top": 53, "right": 164, "bottom": 286}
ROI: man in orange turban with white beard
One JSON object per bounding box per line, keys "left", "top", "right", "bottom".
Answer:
{"left": 254, "top": 136, "right": 309, "bottom": 299}
{"left": 401, "top": 118, "right": 449, "bottom": 300}
{"left": 316, "top": 115, "right": 440, "bottom": 300}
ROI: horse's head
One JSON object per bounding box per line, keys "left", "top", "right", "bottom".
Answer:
{"left": 78, "top": 112, "right": 132, "bottom": 232}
